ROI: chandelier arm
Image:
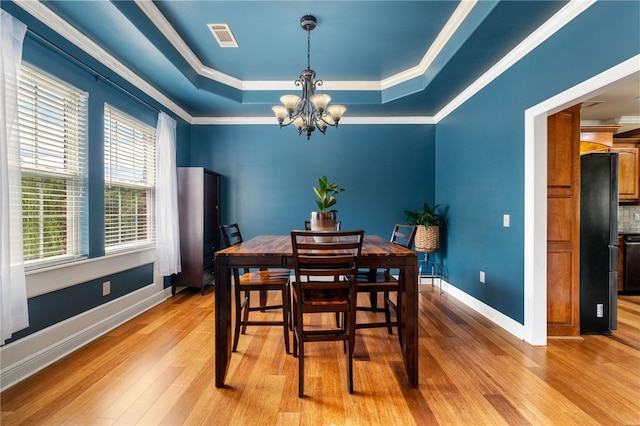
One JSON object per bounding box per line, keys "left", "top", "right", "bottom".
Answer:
{"left": 317, "top": 115, "right": 338, "bottom": 128}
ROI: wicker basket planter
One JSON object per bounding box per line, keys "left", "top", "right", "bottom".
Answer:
{"left": 415, "top": 225, "right": 439, "bottom": 252}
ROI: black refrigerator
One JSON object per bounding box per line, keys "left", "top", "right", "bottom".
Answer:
{"left": 580, "top": 153, "right": 618, "bottom": 334}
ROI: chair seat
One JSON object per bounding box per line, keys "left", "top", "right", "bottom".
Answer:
{"left": 300, "top": 288, "right": 350, "bottom": 306}
{"left": 357, "top": 271, "right": 397, "bottom": 289}
{"left": 239, "top": 270, "right": 290, "bottom": 286}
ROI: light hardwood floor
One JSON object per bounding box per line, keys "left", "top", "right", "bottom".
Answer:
{"left": 2, "top": 286, "right": 639, "bottom": 425}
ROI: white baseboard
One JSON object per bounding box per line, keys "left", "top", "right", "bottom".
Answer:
{"left": 0, "top": 284, "right": 172, "bottom": 391}
{"left": 421, "top": 278, "right": 525, "bottom": 340}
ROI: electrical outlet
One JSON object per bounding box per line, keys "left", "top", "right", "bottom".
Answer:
{"left": 480, "top": 271, "right": 485, "bottom": 283}
{"left": 102, "top": 281, "right": 111, "bottom": 296}
{"left": 503, "top": 214, "right": 510, "bottom": 227}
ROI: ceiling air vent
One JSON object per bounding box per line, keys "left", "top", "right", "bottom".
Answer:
{"left": 208, "top": 23, "right": 238, "bottom": 48}
{"left": 581, "top": 101, "right": 605, "bottom": 108}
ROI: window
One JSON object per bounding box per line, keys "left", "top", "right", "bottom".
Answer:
{"left": 18, "top": 65, "right": 88, "bottom": 267}
{"left": 104, "top": 105, "right": 156, "bottom": 251}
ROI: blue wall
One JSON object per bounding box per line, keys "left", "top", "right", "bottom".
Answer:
{"left": 189, "top": 124, "right": 436, "bottom": 239}
{"left": 435, "top": 0, "right": 640, "bottom": 323}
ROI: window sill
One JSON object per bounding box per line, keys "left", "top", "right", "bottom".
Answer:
{"left": 25, "top": 248, "right": 155, "bottom": 298}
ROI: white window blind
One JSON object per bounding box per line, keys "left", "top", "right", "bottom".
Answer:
{"left": 104, "top": 105, "right": 156, "bottom": 251}
{"left": 18, "top": 65, "right": 88, "bottom": 266}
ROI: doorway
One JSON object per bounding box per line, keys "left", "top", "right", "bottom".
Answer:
{"left": 523, "top": 55, "right": 640, "bottom": 345}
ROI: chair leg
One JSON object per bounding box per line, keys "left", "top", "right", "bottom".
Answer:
{"left": 384, "top": 291, "right": 393, "bottom": 335}
{"left": 347, "top": 310, "right": 356, "bottom": 394}
{"left": 241, "top": 290, "right": 250, "bottom": 334}
{"left": 297, "top": 319, "right": 304, "bottom": 397}
{"left": 396, "top": 293, "right": 403, "bottom": 348}
{"left": 232, "top": 286, "right": 242, "bottom": 352}
{"left": 368, "top": 291, "right": 378, "bottom": 310}
{"left": 282, "top": 287, "right": 290, "bottom": 354}
{"left": 288, "top": 284, "right": 294, "bottom": 331}
{"left": 292, "top": 294, "right": 299, "bottom": 358}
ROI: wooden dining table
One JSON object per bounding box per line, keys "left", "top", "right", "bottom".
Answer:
{"left": 213, "top": 234, "right": 419, "bottom": 388}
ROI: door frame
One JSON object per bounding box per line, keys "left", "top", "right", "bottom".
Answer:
{"left": 524, "top": 55, "right": 640, "bottom": 345}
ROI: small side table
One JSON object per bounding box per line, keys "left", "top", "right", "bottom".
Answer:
{"left": 416, "top": 249, "right": 443, "bottom": 293}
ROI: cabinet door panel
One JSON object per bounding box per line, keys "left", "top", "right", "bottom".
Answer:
{"left": 547, "top": 105, "right": 581, "bottom": 337}
{"left": 610, "top": 146, "right": 639, "bottom": 201}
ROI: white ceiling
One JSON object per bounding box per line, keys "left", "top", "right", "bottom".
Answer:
{"left": 580, "top": 78, "right": 640, "bottom": 134}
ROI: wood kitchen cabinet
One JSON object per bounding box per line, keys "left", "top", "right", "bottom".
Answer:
{"left": 610, "top": 141, "right": 639, "bottom": 203}
{"left": 171, "top": 167, "right": 220, "bottom": 295}
{"left": 580, "top": 127, "right": 640, "bottom": 203}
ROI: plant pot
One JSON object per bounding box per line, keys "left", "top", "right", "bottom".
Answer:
{"left": 310, "top": 211, "right": 336, "bottom": 242}
{"left": 415, "top": 225, "right": 439, "bottom": 252}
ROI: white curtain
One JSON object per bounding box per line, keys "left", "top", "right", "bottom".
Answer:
{"left": 0, "top": 11, "right": 29, "bottom": 345}
{"left": 155, "top": 112, "right": 181, "bottom": 276}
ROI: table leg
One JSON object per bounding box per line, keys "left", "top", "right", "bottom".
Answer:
{"left": 403, "top": 259, "right": 419, "bottom": 388}
{"left": 215, "top": 262, "right": 232, "bottom": 388}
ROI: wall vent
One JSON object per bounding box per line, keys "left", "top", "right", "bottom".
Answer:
{"left": 208, "top": 23, "right": 238, "bottom": 48}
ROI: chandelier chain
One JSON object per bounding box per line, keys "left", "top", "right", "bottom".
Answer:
{"left": 307, "top": 28, "right": 311, "bottom": 70}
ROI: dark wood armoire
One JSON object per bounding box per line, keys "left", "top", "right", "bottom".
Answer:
{"left": 171, "top": 167, "right": 220, "bottom": 295}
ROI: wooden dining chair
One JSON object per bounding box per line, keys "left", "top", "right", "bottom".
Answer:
{"left": 355, "top": 224, "right": 416, "bottom": 343}
{"left": 290, "top": 229, "right": 364, "bottom": 397}
{"left": 304, "top": 220, "right": 341, "bottom": 230}
{"left": 220, "top": 224, "right": 292, "bottom": 354}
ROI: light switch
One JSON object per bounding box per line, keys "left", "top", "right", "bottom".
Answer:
{"left": 503, "top": 214, "right": 510, "bottom": 227}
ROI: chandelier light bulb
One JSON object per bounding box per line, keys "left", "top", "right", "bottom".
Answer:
{"left": 316, "top": 118, "right": 329, "bottom": 132}
{"left": 310, "top": 94, "right": 331, "bottom": 112}
{"left": 327, "top": 104, "right": 347, "bottom": 122}
{"left": 280, "top": 95, "right": 300, "bottom": 111}
{"left": 293, "top": 116, "right": 304, "bottom": 130}
{"left": 272, "top": 106, "right": 288, "bottom": 123}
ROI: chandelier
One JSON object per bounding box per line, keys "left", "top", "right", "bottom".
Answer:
{"left": 271, "top": 15, "right": 346, "bottom": 140}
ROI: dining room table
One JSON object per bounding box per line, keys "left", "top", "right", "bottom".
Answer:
{"left": 213, "top": 233, "right": 419, "bottom": 388}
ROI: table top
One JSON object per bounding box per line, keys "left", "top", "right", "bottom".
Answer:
{"left": 214, "top": 234, "right": 417, "bottom": 258}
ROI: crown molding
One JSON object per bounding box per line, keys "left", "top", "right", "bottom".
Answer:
{"left": 190, "top": 116, "right": 435, "bottom": 126}
{"left": 434, "top": 0, "right": 596, "bottom": 123}
{"left": 14, "top": 0, "right": 193, "bottom": 123}
{"left": 620, "top": 116, "right": 640, "bottom": 124}
{"left": 135, "top": 0, "right": 477, "bottom": 93}
{"left": 381, "top": 0, "right": 476, "bottom": 90}
{"left": 14, "top": 0, "right": 597, "bottom": 126}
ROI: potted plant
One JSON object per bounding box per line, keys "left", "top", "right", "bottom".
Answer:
{"left": 310, "top": 175, "right": 345, "bottom": 236}
{"left": 404, "top": 202, "right": 442, "bottom": 252}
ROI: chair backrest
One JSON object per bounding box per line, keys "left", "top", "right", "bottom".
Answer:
{"left": 220, "top": 224, "right": 247, "bottom": 279}
{"left": 303, "top": 220, "right": 342, "bottom": 231}
{"left": 390, "top": 224, "right": 417, "bottom": 249}
{"left": 220, "top": 223, "right": 243, "bottom": 247}
{"left": 291, "top": 230, "right": 364, "bottom": 291}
